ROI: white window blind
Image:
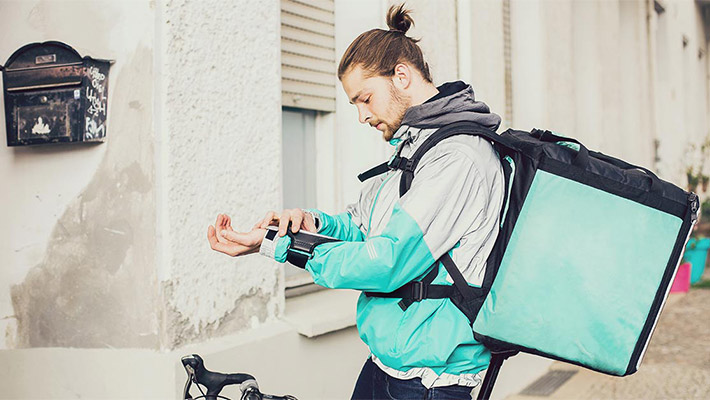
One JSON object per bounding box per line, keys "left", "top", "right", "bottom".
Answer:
{"left": 281, "top": 0, "right": 336, "bottom": 112}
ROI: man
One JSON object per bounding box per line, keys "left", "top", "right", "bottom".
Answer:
{"left": 208, "top": 4, "right": 504, "bottom": 399}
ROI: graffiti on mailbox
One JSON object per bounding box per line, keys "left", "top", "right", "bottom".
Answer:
{"left": 88, "top": 66, "right": 105, "bottom": 90}
{"left": 85, "top": 117, "right": 105, "bottom": 138}
{"left": 31, "top": 117, "right": 51, "bottom": 135}
{"left": 86, "top": 66, "right": 106, "bottom": 118}
{"left": 84, "top": 66, "right": 107, "bottom": 139}
{"left": 17, "top": 104, "right": 68, "bottom": 140}
{"left": 86, "top": 87, "right": 106, "bottom": 117}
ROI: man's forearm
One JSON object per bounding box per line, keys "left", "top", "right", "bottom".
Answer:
{"left": 260, "top": 203, "right": 435, "bottom": 292}
{"left": 303, "top": 209, "right": 365, "bottom": 242}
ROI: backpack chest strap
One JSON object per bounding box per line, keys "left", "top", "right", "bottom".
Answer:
{"left": 357, "top": 155, "right": 416, "bottom": 182}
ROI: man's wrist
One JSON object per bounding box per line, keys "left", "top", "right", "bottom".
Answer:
{"left": 259, "top": 227, "right": 290, "bottom": 262}
{"left": 303, "top": 209, "right": 321, "bottom": 232}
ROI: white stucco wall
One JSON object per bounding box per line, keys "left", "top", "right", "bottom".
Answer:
{"left": 158, "top": 0, "right": 284, "bottom": 348}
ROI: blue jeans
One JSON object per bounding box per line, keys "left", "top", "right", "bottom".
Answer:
{"left": 351, "top": 358, "right": 474, "bottom": 400}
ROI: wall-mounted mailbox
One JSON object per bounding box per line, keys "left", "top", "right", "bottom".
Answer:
{"left": 2, "top": 41, "right": 111, "bottom": 146}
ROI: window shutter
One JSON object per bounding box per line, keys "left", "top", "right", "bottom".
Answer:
{"left": 281, "top": 0, "right": 336, "bottom": 112}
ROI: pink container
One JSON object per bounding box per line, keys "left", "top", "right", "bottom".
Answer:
{"left": 670, "top": 262, "right": 691, "bottom": 293}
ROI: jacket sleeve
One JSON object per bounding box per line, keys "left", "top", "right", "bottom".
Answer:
{"left": 264, "top": 145, "right": 495, "bottom": 292}
{"left": 304, "top": 209, "right": 365, "bottom": 242}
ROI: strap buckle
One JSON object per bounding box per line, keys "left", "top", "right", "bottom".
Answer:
{"left": 388, "top": 156, "right": 414, "bottom": 172}
{"left": 411, "top": 281, "right": 427, "bottom": 302}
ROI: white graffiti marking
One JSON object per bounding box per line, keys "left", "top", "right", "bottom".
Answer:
{"left": 86, "top": 87, "right": 106, "bottom": 117}
{"left": 85, "top": 117, "right": 105, "bottom": 139}
{"left": 31, "top": 116, "right": 50, "bottom": 135}
{"left": 87, "top": 66, "right": 106, "bottom": 95}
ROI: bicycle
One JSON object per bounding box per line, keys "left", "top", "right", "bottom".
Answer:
{"left": 181, "top": 354, "right": 298, "bottom": 400}
{"left": 182, "top": 351, "right": 513, "bottom": 400}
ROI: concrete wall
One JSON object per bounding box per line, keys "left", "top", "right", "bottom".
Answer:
{"left": 507, "top": 0, "right": 654, "bottom": 163}
{"left": 0, "top": 0, "right": 159, "bottom": 350}
{"left": 396, "top": 0, "right": 460, "bottom": 85}
{"left": 499, "top": 0, "right": 708, "bottom": 184}
{"left": 333, "top": 0, "right": 391, "bottom": 211}
{"left": 0, "top": 0, "right": 370, "bottom": 397}
{"left": 0, "top": 0, "right": 288, "bottom": 353}
{"left": 463, "top": 0, "right": 508, "bottom": 127}
{"left": 653, "top": 0, "right": 710, "bottom": 184}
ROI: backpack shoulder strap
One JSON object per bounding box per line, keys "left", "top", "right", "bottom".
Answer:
{"left": 398, "top": 121, "right": 507, "bottom": 196}
{"left": 357, "top": 122, "right": 509, "bottom": 184}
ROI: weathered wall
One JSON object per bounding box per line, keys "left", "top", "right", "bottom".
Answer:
{"left": 334, "top": 0, "right": 391, "bottom": 209}
{"left": 158, "top": 0, "right": 284, "bottom": 348}
{"left": 0, "top": 0, "right": 158, "bottom": 349}
{"left": 395, "top": 0, "right": 459, "bottom": 85}
{"left": 654, "top": 0, "right": 709, "bottom": 184}
{"left": 505, "top": 0, "right": 708, "bottom": 185}
{"left": 465, "top": 0, "right": 507, "bottom": 127}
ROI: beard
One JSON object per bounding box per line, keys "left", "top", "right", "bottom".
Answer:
{"left": 380, "top": 83, "right": 411, "bottom": 141}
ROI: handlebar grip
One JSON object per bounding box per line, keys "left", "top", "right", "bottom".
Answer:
{"left": 182, "top": 354, "right": 257, "bottom": 398}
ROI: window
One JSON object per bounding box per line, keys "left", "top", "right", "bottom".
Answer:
{"left": 281, "top": 0, "right": 336, "bottom": 112}
{"left": 280, "top": 0, "right": 336, "bottom": 296}
{"left": 282, "top": 108, "right": 317, "bottom": 211}
{"left": 282, "top": 108, "right": 321, "bottom": 296}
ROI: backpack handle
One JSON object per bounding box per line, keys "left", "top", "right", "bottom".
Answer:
{"left": 532, "top": 129, "right": 663, "bottom": 195}
{"left": 589, "top": 150, "right": 663, "bottom": 195}
{"left": 531, "top": 129, "right": 590, "bottom": 169}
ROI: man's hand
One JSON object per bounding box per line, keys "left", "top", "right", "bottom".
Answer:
{"left": 208, "top": 214, "right": 265, "bottom": 257}
{"left": 253, "top": 209, "right": 317, "bottom": 237}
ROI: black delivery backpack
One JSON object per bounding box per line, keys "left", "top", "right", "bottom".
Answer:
{"left": 360, "top": 121, "right": 699, "bottom": 398}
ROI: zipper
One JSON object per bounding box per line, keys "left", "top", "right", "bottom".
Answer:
{"left": 689, "top": 192, "right": 699, "bottom": 224}
{"left": 500, "top": 155, "right": 515, "bottom": 228}
{"left": 631, "top": 190, "right": 700, "bottom": 372}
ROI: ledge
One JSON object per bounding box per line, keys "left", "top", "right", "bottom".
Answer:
{"left": 283, "top": 289, "right": 360, "bottom": 338}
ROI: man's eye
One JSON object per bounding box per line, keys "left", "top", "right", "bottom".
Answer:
{"left": 364, "top": 97, "right": 371, "bottom": 104}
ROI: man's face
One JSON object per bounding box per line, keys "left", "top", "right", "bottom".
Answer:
{"left": 341, "top": 66, "right": 411, "bottom": 141}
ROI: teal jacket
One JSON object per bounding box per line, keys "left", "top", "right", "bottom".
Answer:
{"left": 260, "top": 81, "right": 504, "bottom": 388}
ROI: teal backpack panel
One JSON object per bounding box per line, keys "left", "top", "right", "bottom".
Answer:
{"left": 472, "top": 170, "right": 684, "bottom": 375}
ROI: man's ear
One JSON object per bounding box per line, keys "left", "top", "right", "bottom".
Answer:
{"left": 391, "top": 63, "right": 412, "bottom": 91}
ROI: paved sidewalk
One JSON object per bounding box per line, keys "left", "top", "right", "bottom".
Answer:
{"left": 507, "top": 286, "right": 710, "bottom": 399}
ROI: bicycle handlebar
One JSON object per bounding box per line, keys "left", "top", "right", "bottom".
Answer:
{"left": 181, "top": 354, "right": 297, "bottom": 400}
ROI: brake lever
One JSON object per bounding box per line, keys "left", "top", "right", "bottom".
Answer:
{"left": 241, "top": 386, "right": 261, "bottom": 400}
{"left": 261, "top": 394, "right": 298, "bottom": 400}
{"left": 183, "top": 366, "right": 195, "bottom": 400}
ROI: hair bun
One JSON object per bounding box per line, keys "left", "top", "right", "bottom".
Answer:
{"left": 386, "top": 3, "right": 414, "bottom": 34}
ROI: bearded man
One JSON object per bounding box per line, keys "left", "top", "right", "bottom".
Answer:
{"left": 208, "top": 4, "right": 504, "bottom": 399}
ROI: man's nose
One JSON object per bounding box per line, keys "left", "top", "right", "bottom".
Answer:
{"left": 357, "top": 105, "right": 370, "bottom": 124}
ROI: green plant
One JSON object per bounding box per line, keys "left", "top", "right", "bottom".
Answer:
{"left": 702, "top": 198, "right": 710, "bottom": 221}
{"left": 685, "top": 135, "right": 710, "bottom": 193}
{"left": 687, "top": 167, "right": 701, "bottom": 189}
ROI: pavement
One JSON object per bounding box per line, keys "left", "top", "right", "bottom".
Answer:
{"left": 505, "top": 270, "right": 710, "bottom": 400}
